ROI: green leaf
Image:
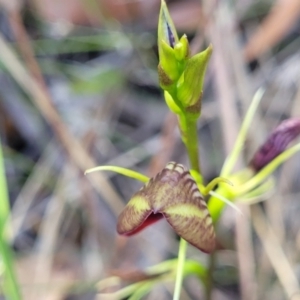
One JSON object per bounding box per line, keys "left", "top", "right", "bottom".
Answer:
{"left": 0, "top": 138, "right": 21, "bottom": 300}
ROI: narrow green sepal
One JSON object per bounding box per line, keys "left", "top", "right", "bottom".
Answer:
{"left": 237, "top": 177, "right": 275, "bottom": 204}
{"left": 85, "top": 165, "right": 149, "bottom": 183}
{"left": 176, "top": 45, "right": 212, "bottom": 109}
{"left": 235, "top": 142, "right": 300, "bottom": 196}
{"left": 158, "top": 40, "right": 179, "bottom": 86}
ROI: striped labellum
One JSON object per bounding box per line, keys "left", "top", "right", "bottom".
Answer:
{"left": 117, "top": 162, "right": 215, "bottom": 253}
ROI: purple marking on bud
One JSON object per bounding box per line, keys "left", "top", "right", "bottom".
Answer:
{"left": 166, "top": 22, "right": 175, "bottom": 48}
{"left": 162, "top": 11, "right": 175, "bottom": 48}
{"left": 250, "top": 118, "right": 300, "bottom": 172}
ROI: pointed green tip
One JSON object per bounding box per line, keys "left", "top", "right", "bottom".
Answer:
{"left": 84, "top": 168, "right": 98, "bottom": 175}
{"left": 207, "top": 43, "right": 213, "bottom": 54}
{"left": 201, "top": 44, "right": 213, "bottom": 60}
{"left": 160, "top": 0, "right": 167, "bottom": 12}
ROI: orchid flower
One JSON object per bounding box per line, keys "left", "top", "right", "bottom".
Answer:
{"left": 86, "top": 162, "right": 215, "bottom": 253}
{"left": 85, "top": 1, "right": 300, "bottom": 299}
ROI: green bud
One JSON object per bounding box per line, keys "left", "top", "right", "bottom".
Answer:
{"left": 158, "top": 0, "right": 179, "bottom": 49}
{"left": 157, "top": 0, "right": 181, "bottom": 87}
{"left": 158, "top": 40, "right": 179, "bottom": 87}
{"left": 176, "top": 45, "right": 212, "bottom": 110}
{"left": 174, "top": 35, "right": 190, "bottom": 62}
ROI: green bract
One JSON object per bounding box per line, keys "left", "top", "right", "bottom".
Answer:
{"left": 176, "top": 45, "right": 212, "bottom": 109}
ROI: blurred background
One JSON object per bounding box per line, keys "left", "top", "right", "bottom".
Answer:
{"left": 0, "top": 0, "right": 300, "bottom": 299}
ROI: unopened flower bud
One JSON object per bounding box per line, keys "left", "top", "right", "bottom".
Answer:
{"left": 174, "top": 35, "right": 190, "bottom": 62}
{"left": 157, "top": 0, "right": 180, "bottom": 87}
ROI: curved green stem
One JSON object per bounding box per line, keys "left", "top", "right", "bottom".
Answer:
{"left": 202, "top": 177, "right": 232, "bottom": 196}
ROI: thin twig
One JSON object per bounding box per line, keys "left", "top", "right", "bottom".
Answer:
{"left": 10, "top": 141, "right": 57, "bottom": 240}
{"left": 205, "top": 3, "right": 243, "bottom": 299}
{"left": 29, "top": 166, "right": 70, "bottom": 300}
{"left": 251, "top": 205, "right": 300, "bottom": 300}
{"left": 0, "top": 32, "right": 124, "bottom": 216}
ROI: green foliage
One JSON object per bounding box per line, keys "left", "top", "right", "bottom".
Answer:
{"left": 0, "top": 138, "right": 21, "bottom": 300}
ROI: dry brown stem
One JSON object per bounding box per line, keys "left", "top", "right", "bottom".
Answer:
{"left": 0, "top": 32, "right": 124, "bottom": 215}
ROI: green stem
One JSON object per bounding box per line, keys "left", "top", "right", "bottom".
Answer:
{"left": 173, "top": 238, "right": 188, "bottom": 300}
{"left": 178, "top": 114, "right": 201, "bottom": 176}
{"left": 173, "top": 112, "right": 202, "bottom": 300}
{"left": 205, "top": 251, "right": 215, "bottom": 300}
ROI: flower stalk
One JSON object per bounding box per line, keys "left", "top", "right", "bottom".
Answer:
{"left": 85, "top": 1, "right": 300, "bottom": 299}
{"left": 173, "top": 237, "right": 188, "bottom": 300}
{"left": 157, "top": 2, "right": 214, "bottom": 297}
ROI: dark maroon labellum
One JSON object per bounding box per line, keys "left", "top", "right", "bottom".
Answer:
{"left": 116, "top": 162, "right": 215, "bottom": 253}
